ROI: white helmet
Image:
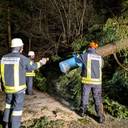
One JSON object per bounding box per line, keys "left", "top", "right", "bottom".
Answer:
{"left": 11, "top": 38, "right": 24, "bottom": 47}
{"left": 28, "top": 51, "right": 35, "bottom": 56}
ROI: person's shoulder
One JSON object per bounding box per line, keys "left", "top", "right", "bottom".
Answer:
{"left": 20, "top": 54, "right": 29, "bottom": 60}
{"left": 82, "top": 52, "right": 88, "bottom": 57}
{"left": 83, "top": 51, "right": 87, "bottom": 54}
{"left": 19, "top": 54, "right": 31, "bottom": 65}
{"left": 94, "top": 53, "right": 102, "bottom": 57}
{"left": 1, "top": 53, "right": 12, "bottom": 58}
{"left": 20, "top": 54, "right": 27, "bottom": 58}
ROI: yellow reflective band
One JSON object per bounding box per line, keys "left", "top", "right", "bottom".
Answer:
{"left": 4, "top": 84, "right": 26, "bottom": 93}
{"left": 82, "top": 80, "right": 102, "bottom": 85}
{"left": 26, "top": 73, "right": 35, "bottom": 76}
{"left": 36, "top": 62, "right": 41, "bottom": 68}
{"left": 1, "top": 64, "right": 5, "bottom": 84}
{"left": 82, "top": 77, "right": 101, "bottom": 81}
{"left": 0, "top": 65, "right": 1, "bottom": 79}
{"left": 99, "top": 58, "right": 102, "bottom": 81}
{"left": 12, "top": 111, "right": 23, "bottom": 116}
{"left": 26, "top": 70, "right": 35, "bottom": 76}
{"left": 5, "top": 103, "right": 11, "bottom": 109}
{"left": 81, "top": 77, "right": 101, "bottom": 85}
{"left": 14, "top": 64, "right": 19, "bottom": 89}
{"left": 86, "top": 57, "right": 91, "bottom": 80}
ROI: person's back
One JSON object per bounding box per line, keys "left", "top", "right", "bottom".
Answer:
{"left": 2, "top": 52, "right": 25, "bottom": 93}
{"left": 0, "top": 38, "right": 48, "bottom": 128}
{"left": 1, "top": 51, "right": 41, "bottom": 93}
{"left": 80, "top": 48, "right": 102, "bottom": 85}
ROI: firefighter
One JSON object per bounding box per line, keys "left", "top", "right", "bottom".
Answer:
{"left": 75, "top": 41, "right": 105, "bottom": 123}
{"left": 26, "top": 51, "right": 36, "bottom": 95}
{"left": 0, "top": 38, "right": 48, "bottom": 128}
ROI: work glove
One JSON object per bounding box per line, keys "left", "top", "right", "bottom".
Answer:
{"left": 40, "top": 58, "right": 49, "bottom": 65}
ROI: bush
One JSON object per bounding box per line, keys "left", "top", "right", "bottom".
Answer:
{"left": 55, "top": 69, "right": 81, "bottom": 107}
{"left": 22, "top": 116, "right": 64, "bottom": 128}
{"left": 104, "top": 69, "right": 128, "bottom": 106}
{"left": 104, "top": 97, "right": 128, "bottom": 119}
{"left": 34, "top": 72, "right": 48, "bottom": 92}
{"left": 102, "top": 16, "right": 128, "bottom": 43}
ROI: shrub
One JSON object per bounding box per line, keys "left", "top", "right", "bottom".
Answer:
{"left": 34, "top": 72, "right": 48, "bottom": 92}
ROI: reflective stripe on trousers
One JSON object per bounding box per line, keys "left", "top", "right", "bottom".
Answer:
{"left": 3, "top": 91, "right": 25, "bottom": 128}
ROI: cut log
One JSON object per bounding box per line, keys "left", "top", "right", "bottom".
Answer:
{"left": 96, "top": 39, "right": 128, "bottom": 57}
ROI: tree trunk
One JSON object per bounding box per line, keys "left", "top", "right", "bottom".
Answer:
{"left": 7, "top": 6, "right": 11, "bottom": 47}
{"left": 96, "top": 39, "right": 128, "bottom": 57}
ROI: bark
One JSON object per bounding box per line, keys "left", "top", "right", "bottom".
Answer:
{"left": 96, "top": 39, "right": 128, "bottom": 57}
{"left": 7, "top": 6, "right": 11, "bottom": 47}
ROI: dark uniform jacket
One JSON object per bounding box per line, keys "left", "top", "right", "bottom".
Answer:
{"left": 0, "top": 52, "right": 41, "bottom": 93}
{"left": 75, "top": 48, "right": 103, "bottom": 85}
{"left": 26, "top": 60, "right": 36, "bottom": 77}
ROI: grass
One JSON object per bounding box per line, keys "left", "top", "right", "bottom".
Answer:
{"left": 22, "top": 116, "right": 65, "bottom": 128}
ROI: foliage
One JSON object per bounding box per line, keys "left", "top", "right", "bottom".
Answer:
{"left": 71, "top": 37, "right": 88, "bottom": 51}
{"left": 0, "top": 0, "right": 106, "bottom": 56}
{"left": 51, "top": 54, "right": 61, "bottom": 62}
{"left": 104, "top": 68, "right": 128, "bottom": 106}
{"left": 55, "top": 69, "right": 81, "bottom": 107}
{"left": 34, "top": 72, "right": 48, "bottom": 92}
{"left": 104, "top": 97, "right": 128, "bottom": 119}
{"left": 102, "top": 16, "right": 128, "bottom": 43}
{"left": 22, "top": 116, "right": 64, "bottom": 128}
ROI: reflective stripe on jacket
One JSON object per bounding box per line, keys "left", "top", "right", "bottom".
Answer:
{"left": 81, "top": 53, "right": 102, "bottom": 85}
{"left": 75, "top": 48, "right": 102, "bottom": 85}
{"left": 26, "top": 61, "right": 35, "bottom": 77}
{"left": 26, "top": 71, "right": 35, "bottom": 77}
{"left": 0, "top": 52, "right": 42, "bottom": 93}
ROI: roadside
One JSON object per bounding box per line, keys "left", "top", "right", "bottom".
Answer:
{"left": 0, "top": 90, "right": 128, "bottom": 128}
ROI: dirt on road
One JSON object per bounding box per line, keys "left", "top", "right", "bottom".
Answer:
{"left": 0, "top": 90, "right": 128, "bottom": 128}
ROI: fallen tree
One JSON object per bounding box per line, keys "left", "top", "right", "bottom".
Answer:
{"left": 96, "top": 39, "right": 128, "bottom": 57}
{"left": 59, "top": 39, "right": 128, "bottom": 73}
{"left": 96, "top": 39, "right": 128, "bottom": 71}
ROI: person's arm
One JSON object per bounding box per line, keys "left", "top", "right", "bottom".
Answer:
{"left": 21, "top": 55, "right": 48, "bottom": 71}
{"left": 75, "top": 53, "right": 87, "bottom": 66}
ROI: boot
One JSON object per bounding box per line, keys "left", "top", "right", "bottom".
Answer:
{"left": 2, "top": 122, "right": 9, "bottom": 128}
{"left": 98, "top": 114, "right": 105, "bottom": 123}
{"left": 78, "top": 105, "right": 87, "bottom": 117}
{"left": 95, "top": 104, "right": 105, "bottom": 123}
